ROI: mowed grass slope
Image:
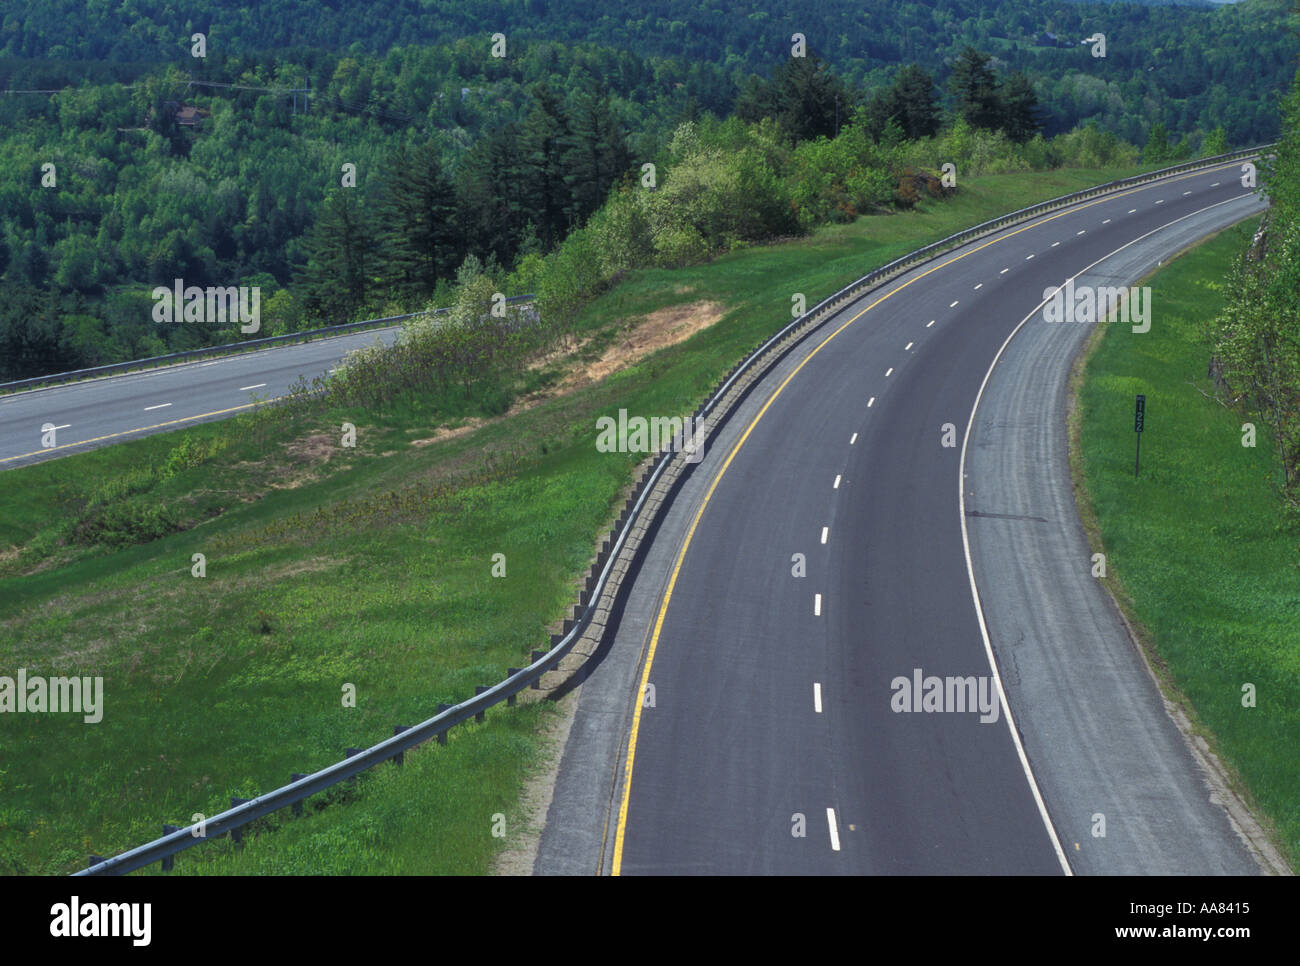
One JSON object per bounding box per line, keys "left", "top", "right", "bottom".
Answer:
{"left": 1072, "top": 215, "right": 1300, "bottom": 866}
{"left": 0, "top": 167, "right": 1146, "bottom": 875}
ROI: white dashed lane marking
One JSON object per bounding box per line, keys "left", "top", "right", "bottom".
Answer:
{"left": 827, "top": 808, "right": 841, "bottom": 851}
{"left": 144, "top": 403, "right": 172, "bottom": 411}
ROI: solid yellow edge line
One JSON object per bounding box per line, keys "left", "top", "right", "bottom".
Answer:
{"left": 607, "top": 164, "right": 1235, "bottom": 873}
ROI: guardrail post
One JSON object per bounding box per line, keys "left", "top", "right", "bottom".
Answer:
{"left": 391, "top": 726, "right": 410, "bottom": 765}
{"left": 290, "top": 773, "right": 308, "bottom": 816}
{"left": 437, "top": 704, "right": 451, "bottom": 744}
{"left": 230, "top": 798, "right": 251, "bottom": 845}
{"left": 474, "top": 686, "right": 488, "bottom": 722}
{"left": 161, "top": 825, "right": 180, "bottom": 871}
{"left": 506, "top": 672, "right": 522, "bottom": 706}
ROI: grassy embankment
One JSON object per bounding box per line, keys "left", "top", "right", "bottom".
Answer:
{"left": 1071, "top": 214, "right": 1299, "bottom": 867}
{"left": 0, "top": 167, "right": 1148, "bottom": 875}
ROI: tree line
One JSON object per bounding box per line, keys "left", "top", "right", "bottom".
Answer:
{"left": 0, "top": 31, "right": 1247, "bottom": 381}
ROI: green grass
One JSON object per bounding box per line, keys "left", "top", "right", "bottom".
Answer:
{"left": 0, "top": 166, "right": 1150, "bottom": 875}
{"left": 1072, "top": 215, "right": 1300, "bottom": 868}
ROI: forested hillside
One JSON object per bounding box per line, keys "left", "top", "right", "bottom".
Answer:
{"left": 0, "top": 0, "right": 1294, "bottom": 380}
{"left": 2, "top": 0, "right": 1291, "bottom": 141}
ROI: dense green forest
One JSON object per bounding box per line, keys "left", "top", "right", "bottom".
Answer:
{"left": 2, "top": 0, "right": 1292, "bottom": 141}
{"left": 0, "top": 0, "right": 1294, "bottom": 380}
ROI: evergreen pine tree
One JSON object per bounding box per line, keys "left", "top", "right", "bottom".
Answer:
{"left": 377, "top": 143, "right": 460, "bottom": 301}
{"left": 948, "top": 47, "right": 1002, "bottom": 131}
{"left": 300, "top": 191, "right": 374, "bottom": 324}
{"left": 1000, "top": 72, "right": 1042, "bottom": 143}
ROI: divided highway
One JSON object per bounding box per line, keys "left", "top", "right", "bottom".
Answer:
{"left": 4, "top": 159, "right": 1269, "bottom": 875}
{"left": 537, "top": 160, "right": 1268, "bottom": 875}
{"left": 0, "top": 325, "right": 409, "bottom": 469}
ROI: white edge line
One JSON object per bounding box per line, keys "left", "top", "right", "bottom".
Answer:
{"left": 826, "top": 807, "right": 840, "bottom": 851}
{"left": 957, "top": 191, "right": 1257, "bottom": 878}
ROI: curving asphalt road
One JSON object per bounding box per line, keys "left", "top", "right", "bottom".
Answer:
{"left": 535, "top": 160, "right": 1269, "bottom": 875}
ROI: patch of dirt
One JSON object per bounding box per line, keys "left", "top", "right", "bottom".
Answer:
{"left": 554, "top": 299, "right": 726, "bottom": 394}
{"left": 412, "top": 420, "right": 486, "bottom": 446}
{"left": 284, "top": 432, "right": 335, "bottom": 464}
{"left": 265, "top": 432, "right": 338, "bottom": 490}
{"left": 412, "top": 299, "right": 727, "bottom": 449}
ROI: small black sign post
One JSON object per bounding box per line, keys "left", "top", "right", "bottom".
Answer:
{"left": 1134, "top": 394, "right": 1145, "bottom": 478}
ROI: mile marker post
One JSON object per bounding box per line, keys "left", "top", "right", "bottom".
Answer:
{"left": 1134, "top": 394, "right": 1145, "bottom": 478}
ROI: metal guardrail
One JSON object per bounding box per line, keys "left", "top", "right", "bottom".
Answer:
{"left": 74, "top": 146, "right": 1271, "bottom": 876}
{"left": 0, "top": 295, "right": 536, "bottom": 394}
